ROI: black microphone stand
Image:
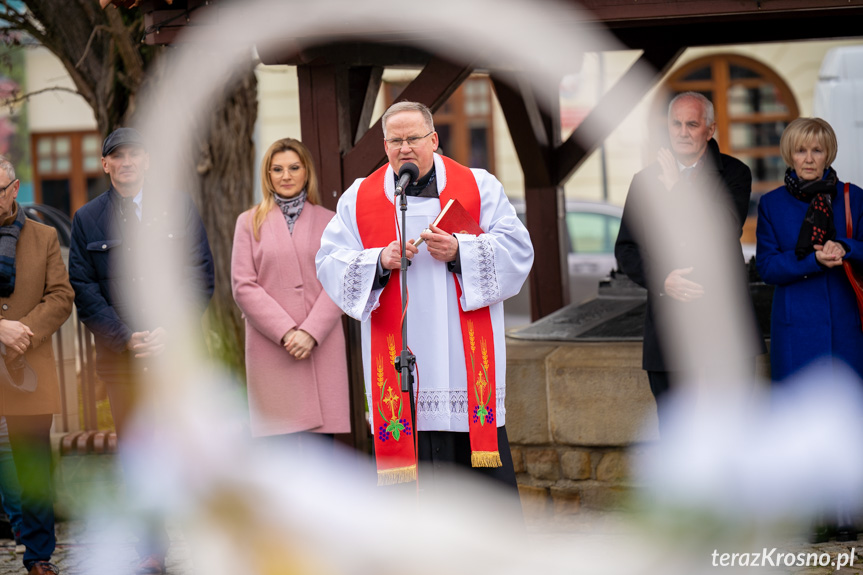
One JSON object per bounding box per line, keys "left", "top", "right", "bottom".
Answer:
{"left": 393, "top": 173, "right": 417, "bottom": 454}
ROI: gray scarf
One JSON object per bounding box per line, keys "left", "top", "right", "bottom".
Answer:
{"left": 0, "top": 205, "right": 25, "bottom": 297}
{"left": 274, "top": 190, "right": 306, "bottom": 234}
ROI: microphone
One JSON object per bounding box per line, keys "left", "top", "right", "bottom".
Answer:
{"left": 395, "top": 162, "right": 420, "bottom": 196}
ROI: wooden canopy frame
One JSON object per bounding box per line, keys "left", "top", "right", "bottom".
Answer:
{"left": 123, "top": 0, "right": 863, "bottom": 322}
{"left": 114, "top": 0, "right": 863, "bottom": 450}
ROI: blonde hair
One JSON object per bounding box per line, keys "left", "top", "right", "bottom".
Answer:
{"left": 780, "top": 117, "right": 838, "bottom": 169}
{"left": 251, "top": 138, "right": 319, "bottom": 240}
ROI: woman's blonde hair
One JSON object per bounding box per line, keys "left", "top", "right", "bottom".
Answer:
{"left": 251, "top": 138, "right": 320, "bottom": 240}
{"left": 780, "top": 117, "right": 838, "bottom": 169}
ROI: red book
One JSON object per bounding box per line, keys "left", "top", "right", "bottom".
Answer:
{"left": 414, "top": 199, "right": 483, "bottom": 246}
{"left": 423, "top": 198, "right": 483, "bottom": 241}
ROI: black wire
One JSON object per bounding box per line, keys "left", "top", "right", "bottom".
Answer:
{"left": 140, "top": 2, "right": 207, "bottom": 44}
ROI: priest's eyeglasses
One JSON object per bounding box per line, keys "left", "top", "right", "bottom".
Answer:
{"left": 385, "top": 131, "right": 434, "bottom": 149}
{"left": 0, "top": 179, "right": 18, "bottom": 195}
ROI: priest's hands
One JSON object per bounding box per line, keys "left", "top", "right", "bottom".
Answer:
{"left": 379, "top": 225, "right": 457, "bottom": 269}
{"left": 381, "top": 239, "right": 418, "bottom": 270}
{"left": 420, "top": 224, "right": 458, "bottom": 263}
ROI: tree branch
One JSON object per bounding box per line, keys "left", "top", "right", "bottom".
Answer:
{"left": 105, "top": 6, "right": 145, "bottom": 90}
{"left": 0, "top": 85, "right": 81, "bottom": 109}
{"left": 75, "top": 24, "right": 111, "bottom": 70}
{"left": 0, "top": 5, "right": 48, "bottom": 44}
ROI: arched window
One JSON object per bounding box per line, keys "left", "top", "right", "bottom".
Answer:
{"left": 655, "top": 54, "right": 799, "bottom": 243}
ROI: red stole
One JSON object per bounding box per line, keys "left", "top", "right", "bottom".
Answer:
{"left": 356, "top": 157, "right": 501, "bottom": 486}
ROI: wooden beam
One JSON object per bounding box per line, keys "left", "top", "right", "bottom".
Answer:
{"left": 260, "top": 42, "right": 433, "bottom": 68}
{"left": 554, "top": 43, "right": 684, "bottom": 185}
{"left": 491, "top": 76, "right": 552, "bottom": 187}
{"left": 296, "top": 62, "right": 370, "bottom": 454}
{"left": 340, "top": 317, "right": 369, "bottom": 457}
{"left": 347, "top": 66, "right": 383, "bottom": 145}
{"left": 492, "top": 75, "right": 569, "bottom": 319}
{"left": 574, "top": 0, "right": 863, "bottom": 23}
{"left": 605, "top": 9, "right": 863, "bottom": 49}
{"left": 524, "top": 185, "right": 568, "bottom": 320}
{"left": 342, "top": 56, "right": 473, "bottom": 183}
{"left": 297, "top": 64, "right": 348, "bottom": 211}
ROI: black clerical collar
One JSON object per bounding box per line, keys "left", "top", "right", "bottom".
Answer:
{"left": 394, "top": 165, "right": 438, "bottom": 198}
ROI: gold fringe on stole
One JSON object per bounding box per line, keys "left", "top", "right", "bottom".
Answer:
{"left": 471, "top": 451, "right": 502, "bottom": 468}
{"left": 377, "top": 464, "right": 417, "bottom": 486}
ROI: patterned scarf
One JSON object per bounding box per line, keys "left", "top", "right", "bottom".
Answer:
{"left": 0, "top": 204, "right": 24, "bottom": 297}
{"left": 785, "top": 167, "right": 838, "bottom": 260}
{"left": 274, "top": 190, "right": 306, "bottom": 234}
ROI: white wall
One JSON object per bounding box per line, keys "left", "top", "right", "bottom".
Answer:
{"left": 253, "top": 64, "right": 302, "bottom": 203}
{"left": 25, "top": 46, "right": 96, "bottom": 132}
{"left": 251, "top": 39, "right": 863, "bottom": 207}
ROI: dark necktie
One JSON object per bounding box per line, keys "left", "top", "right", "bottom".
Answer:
{"left": 121, "top": 197, "right": 139, "bottom": 237}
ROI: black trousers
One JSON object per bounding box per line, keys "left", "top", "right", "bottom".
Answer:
{"left": 105, "top": 380, "right": 169, "bottom": 560}
{"left": 414, "top": 426, "right": 523, "bottom": 523}
{"left": 647, "top": 370, "right": 673, "bottom": 439}
{"left": 417, "top": 426, "right": 518, "bottom": 488}
{"left": 648, "top": 359, "right": 756, "bottom": 439}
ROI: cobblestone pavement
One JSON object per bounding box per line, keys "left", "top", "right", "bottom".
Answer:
{"left": 0, "top": 522, "right": 193, "bottom": 575}
{"left": 536, "top": 511, "right": 863, "bottom": 575}
{"left": 0, "top": 514, "right": 861, "bottom": 574}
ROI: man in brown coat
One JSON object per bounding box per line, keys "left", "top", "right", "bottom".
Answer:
{"left": 0, "top": 156, "right": 73, "bottom": 575}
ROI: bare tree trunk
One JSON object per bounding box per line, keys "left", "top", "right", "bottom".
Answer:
{"left": 193, "top": 63, "right": 257, "bottom": 376}
{"left": 9, "top": 0, "right": 256, "bottom": 378}
{"left": 10, "top": 0, "right": 149, "bottom": 135}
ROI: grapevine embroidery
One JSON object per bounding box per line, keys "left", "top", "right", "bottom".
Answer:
{"left": 375, "top": 334, "right": 412, "bottom": 442}
{"left": 467, "top": 321, "right": 493, "bottom": 426}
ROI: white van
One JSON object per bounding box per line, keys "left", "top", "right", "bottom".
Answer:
{"left": 814, "top": 46, "right": 863, "bottom": 186}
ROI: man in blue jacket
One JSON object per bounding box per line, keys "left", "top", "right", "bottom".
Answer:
{"left": 68, "top": 127, "right": 214, "bottom": 574}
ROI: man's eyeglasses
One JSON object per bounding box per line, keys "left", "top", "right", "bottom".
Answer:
{"left": 385, "top": 131, "right": 434, "bottom": 150}
{"left": 0, "top": 179, "right": 18, "bottom": 195}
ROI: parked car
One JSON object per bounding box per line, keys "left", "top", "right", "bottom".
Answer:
{"left": 505, "top": 200, "right": 623, "bottom": 328}
{"left": 21, "top": 203, "right": 72, "bottom": 248}
{"left": 505, "top": 198, "right": 759, "bottom": 328}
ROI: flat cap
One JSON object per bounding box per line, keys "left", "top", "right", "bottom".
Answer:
{"left": 102, "top": 127, "right": 146, "bottom": 157}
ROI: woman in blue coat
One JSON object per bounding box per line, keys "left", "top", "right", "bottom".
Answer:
{"left": 756, "top": 117, "right": 863, "bottom": 382}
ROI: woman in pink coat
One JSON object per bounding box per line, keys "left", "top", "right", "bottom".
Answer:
{"left": 232, "top": 138, "right": 349, "bottom": 441}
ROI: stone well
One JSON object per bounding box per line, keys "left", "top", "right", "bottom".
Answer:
{"left": 505, "top": 276, "right": 771, "bottom": 525}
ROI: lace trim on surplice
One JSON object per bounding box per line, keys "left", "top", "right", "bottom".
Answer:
{"left": 416, "top": 389, "right": 506, "bottom": 420}
{"left": 465, "top": 236, "right": 500, "bottom": 308}
{"left": 343, "top": 250, "right": 375, "bottom": 318}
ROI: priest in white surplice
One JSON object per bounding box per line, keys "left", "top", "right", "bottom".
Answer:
{"left": 316, "top": 102, "right": 533, "bottom": 494}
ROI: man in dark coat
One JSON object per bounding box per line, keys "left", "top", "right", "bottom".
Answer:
{"left": 615, "top": 92, "right": 758, "bottom": 436}
{"left": 68, "top": 128, "right": 214, "bottom": 574}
